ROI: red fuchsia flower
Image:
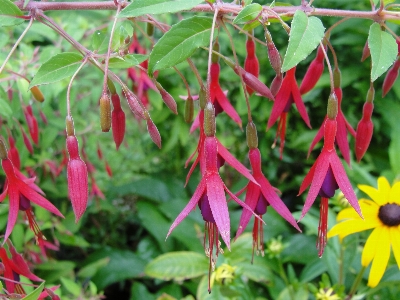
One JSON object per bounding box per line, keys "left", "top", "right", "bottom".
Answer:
{"left": 23, "top": 105, "right": 39, "bottom": 145}
{"left": 244, "top": 35, "right": 260, "bottom": 95}
{"left": 110, "top": 92, "right": 126, "bottom": 150}
{"left": 235, "top": 123, "right": 301, "bottom": 260}
{"left": 0, "top": 138, "right": 64, "bottom": 242}
{"left": 299, "top": 45, "right": 326, "bottom": 95}
{"left": 382, "top": 58, "right": 400, "bottom": 98}
{"left": 168, "top": 103, "right": 260, "bottom": 292}
{"left": 308, "top": 69, "right": 355, "bottom": 165}
{"left": 355, "top": 84, "right": 374, "bottom": 162}
{"left": 298, "top": 93, "right": 362, "bottom": 257}
{"left": 267, "top": 67, "right": 311, "bottom": 159}
{"left": 65, "top": 117, "right": 88, "bottom": 222}
{"left": 0, "top": 241, "right": 42, "bottom": 294}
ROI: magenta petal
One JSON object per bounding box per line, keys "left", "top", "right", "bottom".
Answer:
{"left": 299, "top": 154, "right": 330, "bottom": 220}
{"left": 4, "top": 185, "right": 19, "bottom": 242}
{"left": 206, "top": 174, "right": 231, "bottom": 249}
{"left": 330, "top": 154, "right": 363, "bottom": 218}
{"left": 0, "top": 186, "right": 8, "bottom": 202}
{"left": 258, "top": 175, "right": 301, "bottom": 231}
{"left": 214, "top": 88, "right": 242, "bottom": 128}
{"left": 267, "top": 82, "right": 291, "bottom": 129}
{"left": 190, "top": 112, "right": 201, "bottom": 133}
{"left": 8, "top": 244, "right": 42, "bottom": 282}
{"left": 216, "top": 140, "right": 258, "bottom": 185}
{"left": 167, "top": 178, "right": 206, "bottom": 239}
{"left": 235, "top": 182, "right": 260, "bottom": 238}
{"left": 298, "top": 155, "right": 320, "bottom": 196}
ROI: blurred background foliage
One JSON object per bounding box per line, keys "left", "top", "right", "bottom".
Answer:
{"left": 0, "top": 0, "right": 399, "bottom": 299}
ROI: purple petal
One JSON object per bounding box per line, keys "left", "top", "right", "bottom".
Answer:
{"left": 199, "top": 193, "right": 215, "bottom": 223}
{"left": 318, "top": 167, "right": 338, "bottom": 198}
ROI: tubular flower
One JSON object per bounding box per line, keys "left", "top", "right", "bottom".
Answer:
{"left": 267, "top": 67, "right": 311, "bottom": 159}
{"left": 328, "top": 177, "right": 400, "bottom": 288}
{"left": 0, "top": 241, "right": 43, "bottom": 294}
{"left": 300, "top": 45, "right": 326, "bottom": 95}
{"left": 298, "top": 95, "right": 362, "bottom": 257}
{"left": 244, "top": 35, "right": 260, "bottom": 95}
{"left": 235, "top": 147, "right": 301, "bottom": 260}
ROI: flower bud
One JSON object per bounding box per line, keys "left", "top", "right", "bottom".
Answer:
{"left": 66, "top": 116, "right": 75, "bottom": 136}
{"left": 299, "top": 46, "right": 325, "bottom": 95}
{"left": 39, "top": 111, "right": 48, "bottom": 125}
{"left": 333, "top": 67, "right": 341, "bottom": 89}
{"left": 184, "top": 95, "right": 194, "bottom": 123}
{"left": 20, "top": 125, "right": 34, "bottom": 154}
{"left": 327, "top": 93, "right": 338, "bottom": 120}
{"left": 270, "top": 73, "right": 283, "bottom": 96}
{"left": 99, "top": 93, "right": 111, "bottom": 132}
{"left": 246, "top": 122, "right": 258, "bottom": 149}
{"left": 24, "top": 106, "right": 39, "bottom": 145}
{"left": 361, "top": 40, "right": 370, "bottom": 62}
{"left": 155, "top": 82, "right": 177, "bottom": 114}
{"left": 212, "top": 40, "right": 220, "bottom": 64}
{"left": 265, "top": 30, "right": 281, "bottom": 75}
{"left": 0, "top": 136, "right": 7, "bottom": 160}
{"left": 245, "top": 36, "right": 259, "bottom": 95}
{"left": 204, "top": 102, "right": 216, "bottom": 137}
{"left": 234, "top": 66, "right": 274, "bottom": 100}
{"left": 355, "top": 86, "right": 374, "bottom": 162}
{"left": 122, "top": 88, "right": 146, "bottom": 119}
{"left": 147, "top": 23, "right": 154, "bottom": 36}
{"left": 382, "top": 59, "right": 400, "bottom": 98}
{"left": 111, "top": 94, "right": 125, "bottom": 150}
{"left": 199, "top": 85, "right": 207, "bottom": 110}
{"left": 145, "top": 114, "right": 161, "bottom": 148}
{"left": 30, "top": 86, "right": 44, "bottom": 102}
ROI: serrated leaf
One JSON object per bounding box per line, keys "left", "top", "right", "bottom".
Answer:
{"left": 233, "top": 4, "right": 262, "bottom": 24}
{"left": 108, "top": 54, "right": 148, "bottom": 69}
{"left": 145, "top": 251, "right": 207, "bottom": 281}
{"left": 282, "top": 10, "right": 325, "bottom": 72}
{"left": 29, "top": 53, "right": 84, "bottom": 88}
{"left": 368, "top": 23, "right": 398, "bottom": 82}
{"left": 148, "top": 16, "right": 213, "bottom": 73}
{"left": 0, "top": 0, "right": 24, "bottom": 27}
{"left": 119, "top": 0, "right": 204, "bottom": 18}
{"left": 22, "top": 281, "right": 45, "bottom": 300}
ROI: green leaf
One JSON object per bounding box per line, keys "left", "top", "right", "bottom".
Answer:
{"left": 60, "top": 277, "right": 81, "bottom": 297}
{"left": 282, "top": 10, "right": 325, "bottom": 72}
{"left": 233, "top": 4, "right": 262, "bottom": 24}
{"left": 77, "top": 257, "right": 110, "bottom": 278}
{"left": 0, "top": 0, "right": 24, "bottom": 27}
{"left": 0, "top": 87, "right": 13, "bottom": 119}
{"left": 92, "top": 30, "right": 107, "bottom": 51}
{"left": 145, "top": 251, "right": 208, "bottom": 281}
{"left": 108, "top": 54, "right": 148, "bottom": 69}
{"left": 22, "top": 281, "right": 45, "bottom": 300}
{"left": 368, "top": 23, "right": 398, "bottom": 82}
{"left": 119, "top": 0, "right": 204, "bottom": 18}
{"left": 148, "top": 16, "right": 213, "bottom": 73}
{"left": 29, "top": 53, "right": 84, "bottom": 88}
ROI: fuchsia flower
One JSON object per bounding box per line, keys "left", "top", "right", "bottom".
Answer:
{"left": 7, "top": 133, "right": 20, "bottom": 170}
{"left": 23, "top": 105, "right": 39, "bottom": 145}
{"left": 267, "top": 67, "right": 311, "bottom": 158}
{"left": 299, "top": 45, "right": 326, "bottom": 95}
{"left": 382, "top": 58, "right": 400, "bottom": 98}
{"left": 244, "top": 36, "right": 259, "bottom": 95}
{"left": 110, "top": 93, "right": 126, "bottom": 150}
{"left": 0, "top": 241, "right": 42, "bottom": 294}
{"left": 308, "top": 84, "right": 356, "bottom": 166}
{"left": 298, "top": 93, "right": 362, "bottom": 256}
{"left": 0, "top": 138, "right": 64, "bottom": 242}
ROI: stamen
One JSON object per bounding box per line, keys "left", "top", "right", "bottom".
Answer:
{"left": 317, "top": 197, "right": 329, "bottom": 257}
{"left": 25, "top": 208, "right": 46, "bottom": 243}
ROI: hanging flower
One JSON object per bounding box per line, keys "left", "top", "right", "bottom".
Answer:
{"left": 328, "top": 176, "right": 400, "bottom": 288}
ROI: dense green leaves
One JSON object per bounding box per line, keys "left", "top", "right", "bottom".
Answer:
{"left": 145, "top": 252, "right": 208, "bottom": 281}
{"left": 148, "top": 16, "right": 213, "bottom": 73}
{"left": 282, "top": 10, "right": 325, "bottom": 72}
{"left": 119, "top": 0, "right": 204, "bottom": 18}
{"left": 0, "top": 0, "right": 24, "bottom": 27}
{"left": 368, "top": 23, "right": 398, "bottom": 82}
{"left": 29, "top": 53, "right": 84, "bottom": 87}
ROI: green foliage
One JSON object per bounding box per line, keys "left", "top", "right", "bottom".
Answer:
{"left": 22, "top": 282, "right": 45, "bottom": 300}
{"left": 0, "top": 0, "right": 24, "bottom": 27}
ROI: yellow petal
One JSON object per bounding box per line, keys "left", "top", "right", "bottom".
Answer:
{"left": 362, "top": 226, "right": 383, "bottom": 267}
{"left": 337, "top": 200, "right": 379, "bottom": 222}
{"left": 327, "top": 219, "right": 379, "bottom": 239}
{"left": 389, "top": 226, "right": 400, "bottom": 269}
{"left": 389, "top": 182, "right": 400, "bottom": 204}
{"left": 359, "top": 177, "right": 389, "bottom": 205}
{"left": 367, "top": 226, "right": 391, "bottom": 288}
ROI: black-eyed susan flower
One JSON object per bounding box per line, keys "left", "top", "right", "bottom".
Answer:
{"left": 328, "top": 176, "right": 400, "bottom": 287}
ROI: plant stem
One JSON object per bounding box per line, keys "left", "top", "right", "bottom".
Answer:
{"left": 0, "top": 17, "right": 33, "bottom": 76}
{"left": 67, "top": 57, "right": 89, "bottom": 117}
{"left": 347, "top": 266, "right": 366, "bottom": 299}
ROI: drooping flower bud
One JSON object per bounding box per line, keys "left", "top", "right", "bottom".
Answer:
{"left": 199, "top": 85, "right": 207, "bottom": 110}
{"left": 333, "top": 67, "right": 341, "bottom": 89}
{"left": 361, "top": 40, "right": 370, "bottom": 62}
{"left": 39, "top": 111, "right": 48, "bottom": 125}
{"left": 234, "top": 66, "right": 275, "bottom": 100}
{"left": 99, "top": 93, "right": 111, "bottom": 132}
{"left": 20, "top": 125, "right": 34, "bottom": 155}
{"left": 355, "top": 84, "right": 375, "bottom": 162}
{"left": 155, "top": 82, "right": 178, "bottom": 114}
{"left": 265, "top": 30, "right": 281, "bottom": 75}
{"left": 184, "top": 95, "right": 194, "bottom": 123}
{"left": 244, "top": 35, "right": 260, "bottom": 95}
{"left": 382, "top": 59, "right": 400, "bottom": 98}
{"left": 270, "top": 73, "right": 283, "bottom": 96}
{"left": 246, "top": 122, "right": 258, "bottom": 149}
{"left": 145, "top": 111, "right": 161, "bottom": 148}
{"left": 111, "top": 93, "right": 126, "bottom": 150}
{"left": 122, "top": 88, "right": 146, "bottom": 119}
{"left": 30, "top": 86, "right": 44, "bottom": 102}
{"left": 212, "top": 40, "right": 220, "bottom": 64}
{"left": 204, "top": 102, "right": 216, "bottom": 137}
{"left": 327, "top": 92, "right": 338, "bottom": 120}
{"left": 147, "top": 23, "right": 154, "bottom": 36}
{"left": 24, "top": 105, "right": 39, "bottom": 145}
{"left": 299, "top": 46, "right": 325, "bottom": 95}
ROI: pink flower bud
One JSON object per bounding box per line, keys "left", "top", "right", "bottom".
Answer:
{"left": 39, "top": 111, "right": 48, "bottom": 125}
{"left": 270, "top": 73, "right": 283, "bottom": 96}
{"left": 299, "top": 46, "right": 325, "bottom": 95}
{"left": 145, "top": 115, "right": 161, "bottom": 148}
{"left": 20, "top": 125, "right": 34, "bottom": 154}
{"left": 361, "top": 40, "right": 370, "bottom": 62}
{"left": 156, "top": 82, "right": 178, "bottom": 114}
{"left": 244, "top": 37, "right": 259, "bottom": 95}
{"left": 382, "top": 59, "right": 400, "bottom": 97}
{"left": 66, "top": 136, "right": 88, "bottom": 222}
{"left": 111, "top": 93, "right": 126, "bottom": 150}
{"left": 24, "top": 106, "right": 39, "bottom": 145}
{"left": 234, "top": 66, "right": 274, "bottom": 100}
{"left": 99, "top": 93, "right": 111, "bottom": 132}
{"left": 355, "top": 102, "right": 374, "bottom": 162}
{"left": 122, "top": 89, "right": 146, "bottom": 119}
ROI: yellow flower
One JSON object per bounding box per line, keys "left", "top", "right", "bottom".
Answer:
{"left": 328, "top": 177, "right": 400, "bottom": 288}
{"left": 316, "top": 287, "right": 341, "bottom": 300}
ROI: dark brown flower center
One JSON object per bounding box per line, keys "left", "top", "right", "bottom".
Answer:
{"left": 378, "top": 203, "right": 400, "bottom": 226}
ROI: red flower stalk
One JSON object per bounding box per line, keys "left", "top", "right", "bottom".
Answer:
{"left": 299, "top": 45, "right": 326, "bottom": 95}
{"left": 244, "top": 36, "right": 260, "bottom": 95}
{"left": 111, "top": 93, "right": 126, "bottom": 150}
{"left": 267, "top": 67, "right": 311, "bottom": 158}
{"left": 0, "top": 138, "right": 63, "bottom": 242}
{"left": 66, "top": 117, "right": 88, "bottom": 222}
{"left": 355, "top": 84, "right": 374, "bottom": 162}
{"left": 23, "top": 105, "right": 39, "bottom": 145}
{"left": 0, "top": 241, "right": 42, "bottom": 294}
{"left": 298, "top": 94, "right": 362, "bottom": 257}
{"left": 382, "top": 58, "right": 400, "bottom": 98}
{"left": 308, "top": 79, "right": 356, "bottom": 165}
